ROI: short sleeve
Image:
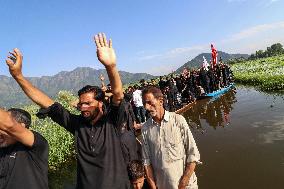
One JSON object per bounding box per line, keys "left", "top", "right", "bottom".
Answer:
{"left": 29, "top": 131, "right": 49, "bottom": 163}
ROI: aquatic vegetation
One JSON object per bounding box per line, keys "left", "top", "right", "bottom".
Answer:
{"left": 23, "top": 91, "right": 78, "bottom": 171}
{"left": 231, "top": 55, "right": 284, "bottom": 91}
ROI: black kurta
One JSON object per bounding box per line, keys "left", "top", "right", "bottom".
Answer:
{"left": 37, "top": 101, "right": 131, "bottom": 189}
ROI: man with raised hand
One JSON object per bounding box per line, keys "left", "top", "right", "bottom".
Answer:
{"left": 7, "top": 33, "right": 132, "bottom": 189}
{"left": 0, "top": 108, "right": 48, "bottom": 189}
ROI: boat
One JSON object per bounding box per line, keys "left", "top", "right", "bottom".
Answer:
{"left": 205, "top": 83, "right": 235, "bottom": 97}
{"left": 175, "top": 101, "right": 196, "bottom": 114}
{"left": 175, "top": 83, "right": 235, "bottom": 114}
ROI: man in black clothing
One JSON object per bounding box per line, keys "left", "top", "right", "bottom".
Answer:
{"left": 7, "top": 33, "right": 134, "bottom": 189}
{"left": 0, "top": 108, "right": 48, "bottom": 189}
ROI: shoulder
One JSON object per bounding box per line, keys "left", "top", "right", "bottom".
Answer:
{"left": 141, "top": 118, "right": 152, "bottom": 132}
{"left": 31, "top": 131, "right": 48, "bottom": 148}
{"left": 169, "top": 112, "right": 187, "bottom": 127}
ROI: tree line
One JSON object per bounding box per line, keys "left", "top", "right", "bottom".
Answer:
{"left": 249, "top": 43, "right": 284, "bottom": 60}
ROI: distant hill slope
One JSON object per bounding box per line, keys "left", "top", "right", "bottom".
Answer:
{"left": 175, "top": 51, "right": 249, "bottom": 73}
{"left": 0, "top": 67, "right": 154, "bottom": 107}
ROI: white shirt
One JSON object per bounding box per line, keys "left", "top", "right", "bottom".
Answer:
{"left": 132, "top": 89, "right": 143, "bottom": 107}
{"left": 142, "top": 111, "right": 200, "bottom": 189}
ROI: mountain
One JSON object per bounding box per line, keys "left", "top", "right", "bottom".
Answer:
{"left": 0, "top": 67, "right": 154, "bottom": 107}
{"left": 175, "top": 51, "right": 249, "bottom": 73}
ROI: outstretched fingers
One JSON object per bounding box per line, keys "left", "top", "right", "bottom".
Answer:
{"left": 108, "top": 39, "right": 112, "bottom": 48}
{"left": 94, "top": 33, "right": 111, "bottom": 48}
{"left": 102, "top": 33, "right": 108, "bottom": 47}
{"left": 94, "top": 35, "right": 101, "bottom": 48}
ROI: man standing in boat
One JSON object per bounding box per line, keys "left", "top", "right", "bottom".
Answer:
{"left": 141, "top": 86, "right": 200, "bottom": 189}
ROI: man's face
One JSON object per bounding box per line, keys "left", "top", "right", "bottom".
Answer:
{"left": 0, "top": 132, "right": 16, "bottom": 148}
{"left": 142, "top": 93, "right": 164, "bottom": 119}
{"left": 132, "top": 177, "right": 144, "bottom": 189}
{"left": 77, "top": 92, "right": 101, "bottom": 122}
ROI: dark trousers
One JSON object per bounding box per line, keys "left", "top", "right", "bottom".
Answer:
{"left": 134, "top": 106, "right": 146, "bottom": 123}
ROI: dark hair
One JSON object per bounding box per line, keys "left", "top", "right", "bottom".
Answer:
{"left": 142, "top": 86, "right": 163, "bottom": 100}
{"left": 128, "top": 160, "right": 145, "bottom": 181}
{"left": 78, "top": 85, "right": 105, "bottom": 101}
{"left": 8, "top": 108, "right": 31, "bottom": 129}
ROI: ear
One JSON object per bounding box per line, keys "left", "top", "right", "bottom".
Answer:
{"left": 159, "top": 97, "right": 164, "bottom": 106}
{"left": 20, "top": 123, "right": 26, "bottom": 128}
{"left": 98, "top": 101, "right": 103, "bottom": 110}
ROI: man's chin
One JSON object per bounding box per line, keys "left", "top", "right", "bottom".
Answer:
{"left": 82, "top": 116, "right": 93, "bottom": 122}
{"left": 150, "top": 112, "right": 157, "bottom": 117}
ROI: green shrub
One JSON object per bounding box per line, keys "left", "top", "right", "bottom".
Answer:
{"left": 22, "top": 91, "right": 79, "bottom": 171}
{"left": 231, "top": 55, "right": 284, "bottom": 91}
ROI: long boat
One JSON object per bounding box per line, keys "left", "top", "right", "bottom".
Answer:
{"left": 175, "top": 83, "right": 235, "bottom": 114}
{"left": 204, "top": 83, "right": 235, "bottom": 97}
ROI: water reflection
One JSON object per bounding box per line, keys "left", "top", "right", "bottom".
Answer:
{"left": 183, "top": 88, "right": 237, "bottom": 131}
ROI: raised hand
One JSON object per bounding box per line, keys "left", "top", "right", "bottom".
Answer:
{"left": 94, "top": 33, "right": 116, "bottom": 68}
{"left": 6, "top": 48, "right": 23, "bottom": 78}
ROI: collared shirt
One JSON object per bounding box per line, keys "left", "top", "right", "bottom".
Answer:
{"left": 37, "top": 101, "right": 132, "bottom": 189}
{"left": 132, "top": 90, "right": 143, "bottom": 107}
{"left": 141, "top": 111, "right": 200, "bottom": 189}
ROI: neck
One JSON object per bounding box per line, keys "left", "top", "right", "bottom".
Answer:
{"left": 91, "top": 109, "right": 104, "bottom": 126}
{"left": 153, "top": 109, "right": 165, "bottom": 124}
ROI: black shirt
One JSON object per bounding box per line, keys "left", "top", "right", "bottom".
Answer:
{"left": 37, "top": 101, "right": 132, "bottom": 189}
{"left": 0, "top": 131, "right": 49, "bottom": 189}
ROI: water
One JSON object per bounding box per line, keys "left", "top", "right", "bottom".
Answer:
{"left": 50, "top": 86, "right": 284, "bottom": 189}
{"left": 183, "top": 86, "right": 284, "bottom": 189}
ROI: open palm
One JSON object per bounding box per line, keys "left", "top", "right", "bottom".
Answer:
{"left": 94, "top": 33, "right": 117, "bottom": 67}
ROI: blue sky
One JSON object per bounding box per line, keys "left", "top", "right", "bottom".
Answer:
{"left": 0, "top": 0, "right": 283, "bottom": 76}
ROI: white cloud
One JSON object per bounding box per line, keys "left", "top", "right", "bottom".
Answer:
{"left": 222, "top": 21, "right": 284, "bottom": 42}
{"left": 133, "top": 21, "right": 284, "bottom": 75}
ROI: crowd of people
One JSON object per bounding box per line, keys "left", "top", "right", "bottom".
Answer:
{"left": 0, "top": 33, "right": 202, "bottom": 189}
{"left": 0, "top": 33, "right": 234, "bottom": 189}
{"left": 124, "top": 59, "right": 234, "bottom": 123}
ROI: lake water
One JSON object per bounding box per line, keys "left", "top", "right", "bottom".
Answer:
{"left": 50, "top": 86, "right": 284, "bottom": 189}
{"left": 185, "top": 86, "right": 284, "bottom": 189}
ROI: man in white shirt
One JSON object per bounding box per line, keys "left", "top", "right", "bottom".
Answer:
{"left": 141, "top": 86, "right": 200, "bottom": 189}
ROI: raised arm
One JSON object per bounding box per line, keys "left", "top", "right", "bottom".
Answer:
{"left": 6, "top": 48, "right": 54, "bottom": 108}
{"left": 0, "top": 109, "right": 34, "bottom": 147}
{"left": 94, "top": 33, "right": 124, "bottom": 105}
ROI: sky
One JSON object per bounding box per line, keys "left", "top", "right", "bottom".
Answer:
{"left": 0, "top": 0, "right": 284, "bottom": 76}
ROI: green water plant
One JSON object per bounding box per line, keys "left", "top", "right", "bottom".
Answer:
{"left": 231, "top": 55, "right": 284, "bottom": 91}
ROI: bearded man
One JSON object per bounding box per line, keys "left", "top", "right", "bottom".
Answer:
{"left": 6, "top": 33, "right": 132, "bottom": 189}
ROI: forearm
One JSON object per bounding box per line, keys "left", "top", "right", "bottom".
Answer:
{"left": 181, "top": 162, "right": 196, "bottom": 184}
{"left": 145, "top": 165, "right": 157, "bottom": 189}
{"left": 105, "top": 65, "right": 123, "bottom": 104}
{"left": 0, "top": 109, "right": 34, "bottom": 147}
{"left": 14, "top": 74, "right": 54, "bottom": 108}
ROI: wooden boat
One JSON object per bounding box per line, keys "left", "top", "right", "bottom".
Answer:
{"left": 175, "top": 101, "right": 196, "bottom": 114}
